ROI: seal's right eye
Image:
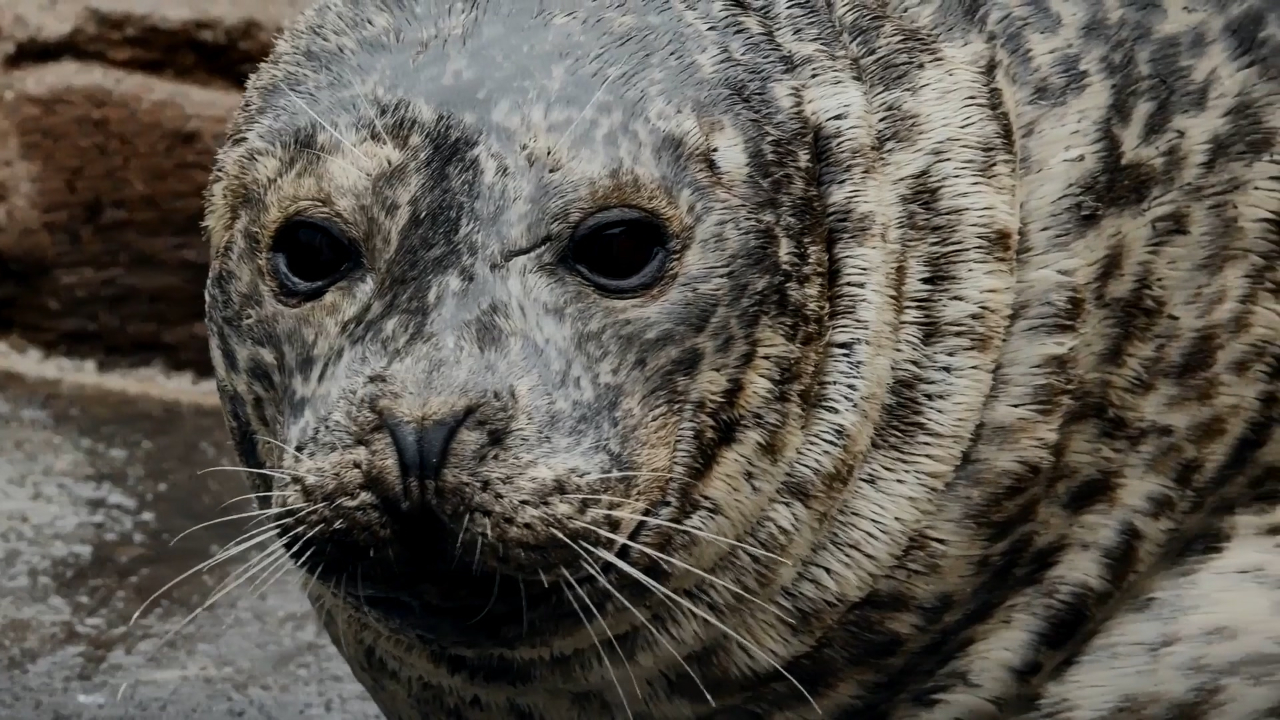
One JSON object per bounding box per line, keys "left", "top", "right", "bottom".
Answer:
{"left": 269, "top": 219, "right": 360, "bottom": 302}
{"left": 565, "top": 207, "right": 671, "bottom": 296}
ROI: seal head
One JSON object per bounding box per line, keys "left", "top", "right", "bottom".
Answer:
{"left": 204, "top": 0, "right": 1019, "bottom": 715}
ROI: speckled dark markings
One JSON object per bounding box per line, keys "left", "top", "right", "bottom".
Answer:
{"left": 202, "top": 0, "right": 1279, "bottom": 717}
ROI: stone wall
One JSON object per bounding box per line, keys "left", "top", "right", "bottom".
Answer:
{"left": 0, "top": 0, "right": 309, "bottom": 374}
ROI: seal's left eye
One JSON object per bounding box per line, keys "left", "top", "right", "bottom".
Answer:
{"left": 269, "top": 219, "right": 360, "bottom": 302}
{"left": 565, "top": 207, "right": 671, "bottom": 295}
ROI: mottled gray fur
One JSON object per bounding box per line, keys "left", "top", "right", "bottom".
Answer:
{"left": 201, "top": 0, "right": 1280, "bottom": 717}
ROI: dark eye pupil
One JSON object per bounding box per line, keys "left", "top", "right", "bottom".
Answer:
{"left": 567, "top": 209, "right": 670, "bottom": 293}
{"left": 576, "top": 224, "right": 657, "bottom": 279}
{"left": 270, "top": 220, "right": 358, "bottom": 300}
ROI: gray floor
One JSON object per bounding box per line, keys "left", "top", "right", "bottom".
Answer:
{"left": 0, "top": 370, "right": 381, "bottom": 719}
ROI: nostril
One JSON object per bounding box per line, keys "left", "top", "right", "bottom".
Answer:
{"left": 380, "top": 409, "right": 470, "bottom": 509}
{"left": 383, "top": 417, "right": 423, "bottom": 490}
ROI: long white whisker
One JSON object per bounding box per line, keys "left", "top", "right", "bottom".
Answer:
{"left": 217, "top": 492, "right": 294, "bottom": 510}
{"left": 353, "top": 83, "right": 392, "bottom": 146}
{"left": 169, "top": 505, "right": 299, "bottom": 546}
{"left": 282, "top": 85, "right": 372, "bottom": 164}
{"left": 568, "top": 520, "right": 794, "bottom": 624}
{"left": 251, "top": 526, "right": 321, "bottom": 598}
{"left": 579, "top": 507, "right": 790, "bottom": 564}
{"left": 208, "top": 523, "right": 309, "bottom": 600}
{"left": 468, "top": 572, "right": 501, "bottom": 624}
{"left": 575, "top": 555, "right": 715, "bottom": 707}
{"left": 284, "top": 545, "right": 317, "bottom": 594}
{"left": 130, "top": 506, "right": 322, "bottom": 625}
{"left": 562, "top": 567, "right": 642, "bottom": 701}
{"left": 545, "top": 527, "right": 712, "bottom": 706}
{"left": 301, "top": 148, "right": 372, "bottom": 178}
{"left": 563, "top": 494, "right": 650, "bottom": 508}
{"left": 130, "top": 522, "right": 284, "bottom": 626}
{"left": 304, "top": 560, "right": 326, "bottom": 599}
{"left": 580, "top": 544, "right": 820, "bottom": 714}
{"left": 519, "top": 578, "right": 528, "bottom": 637}
{"left": 336, "top": 574, "right": 350, "bottom": 656}
{"left": 199, "top": 466, "right": 296, "bottom": 480}
{"left": 556, "top": 65, "right": 621, "bottom": 155}
{"left": 560, "top": 571, "right": 633, "bottom": 720}
{"left": 453, "top": 512, "right": 471, "bottom": 566}
{"left": 576, "top": 472, "right": 683, "bottom": 481}
{"left": 256, "top": 436, "right": 308, "bottom": 463}
{"left": 150, "top": 525, "right": 301, "bottom": 651}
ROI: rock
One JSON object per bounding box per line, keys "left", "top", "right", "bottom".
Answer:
{"left": 0, "top": 0, "right": 311, "bottom": 374}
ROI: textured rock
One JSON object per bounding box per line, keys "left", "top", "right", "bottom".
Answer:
{"left": 0, "top": 0, "right": 310, "bottom": 374}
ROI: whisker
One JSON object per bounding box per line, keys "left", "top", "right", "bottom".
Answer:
{"left": 469, "top": 572, "right": 501, "bottom": 624}
{"left": 453, "top": 512, "right": 472, "bottom": 567}
{"left": 580, "top": 544, "right": 820, "bottom": 715}
{"left": 281, "top": 544, "right": 317, "bottom": 596}
{"left": 560, "top": 570, "right": 633, "bottom": 720}
{"left": 130, "top": 521, "right": 287, "bottom": 625}
{"left": 282, "top": 85, "right": 372, "bottom": 164}
{"left": 198, "top": 466, "right": 296, "bottom": 480}
{"left": 301, "top": 148, "right": 373, "bottom": 179}
{"left": 256, "top": 436, "right": 308, "bottom": 463}
{"left": 519, "top": 578, "right": 528, "bottom": 637}
{"left": 472, "top": 532, "right": 484, "bottom": 575}
{"left": 250, "top": 525, "right": 322, "bottom": 597}
{"left": 352, "top": 82, "right": 392, "bottom": 146}
{"left": 545, "top": 527, "right": 708, "bottom": 706}
{"left": 242, "top": 548, "right": 292, "bottom": 599}
{"left": 563, "top": 567, "right": 643, "bottom": 702}
{"left": 150, "top": 523, "right": 307, "bottom": 650}
{"left": 568, "top": 520, "right": 794, "bottom": 624}
{"left": 577, "top": 472, "right": 684, "bottom": 481}
{"left": 579, "top": 507, "right": 790, "bottom": 565}
{"left": 555, "top": 65, "right": 622, "bottom": 155}
{"left": 169, "top": 505, "right": 299, "bottom": 546}
{"left": 130, "top": 506, "right": 324, "bottom": 625}
{"left": 209, "top": 503, "right": 327, "bottom": 560}
{"left": 217, "top": 492, "right": 294, "bottom": 511}
{"left": 304, "top": 560, "right": 326, "bottom": 598}
{"left": 563, "top": 493, "right": 650, "bottom": 508}
{"left": 575, "top": 555, "right": 715, "bottom": 707}
{"left": 336, "top": 573, "right": 351, "bottom": 656}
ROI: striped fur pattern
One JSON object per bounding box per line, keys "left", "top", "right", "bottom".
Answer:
{"left": 201, "top": 0, "right": 1280, "bottom": 717}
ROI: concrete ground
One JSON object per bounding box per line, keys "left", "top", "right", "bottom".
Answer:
{"left": 0, "top": 347, "right": 381, "bottom": 719}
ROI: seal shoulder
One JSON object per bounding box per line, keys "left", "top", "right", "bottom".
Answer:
{"left": 1028, "top": 507, "right": 1280, "bottom": 719}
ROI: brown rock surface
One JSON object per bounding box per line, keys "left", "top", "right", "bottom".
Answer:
{"left": 0, "top": 0, "right": 311, "bottom": 374}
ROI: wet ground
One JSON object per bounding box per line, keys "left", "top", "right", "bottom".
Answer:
{"left": 0, "top": 361, "right": 381, "bottom": 719}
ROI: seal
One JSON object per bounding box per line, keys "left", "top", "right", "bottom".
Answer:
{"left": 201, "top": 0, "right": 1280, "bottom": 717}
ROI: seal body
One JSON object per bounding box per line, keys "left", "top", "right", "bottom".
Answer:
{"left": 202, "top": 0, "right": 1280, "bottom": 717}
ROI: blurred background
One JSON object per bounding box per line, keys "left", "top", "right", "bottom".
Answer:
{"left": 0, "top": 1, "right": 379, "bottom": 716}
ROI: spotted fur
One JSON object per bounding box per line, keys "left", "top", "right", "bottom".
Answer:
{"left": 201, "top": 0, "right": 1280, "bottom": 717}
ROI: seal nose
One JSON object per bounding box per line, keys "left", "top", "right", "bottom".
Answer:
{"left": 381, "top": 410, "right": 468, "bottom": 508}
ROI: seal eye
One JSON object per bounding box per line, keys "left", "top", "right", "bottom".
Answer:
{"left": 269, "top": 219, "right": 360, "bottom": 301}
{"left": 566, "top": 207, "right": 671, "bottom": 294}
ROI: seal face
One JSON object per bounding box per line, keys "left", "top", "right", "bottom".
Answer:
{"left": 203, "top": 0, "right": 1280, "bottom": 717}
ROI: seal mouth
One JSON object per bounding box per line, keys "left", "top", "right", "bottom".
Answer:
{"left": 286, "top": 535, "right": 572, "bottom": 645}
{"left": 274, "top": 498, "right": 620, "bottom": 647}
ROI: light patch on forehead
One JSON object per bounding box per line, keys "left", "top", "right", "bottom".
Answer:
{"left": 707, "top": 121, "right": 753, "bottom": 186}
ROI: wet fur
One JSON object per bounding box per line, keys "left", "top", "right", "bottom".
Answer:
{"left": 202, "top": 0, "right": 1280, "bottom": 717}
